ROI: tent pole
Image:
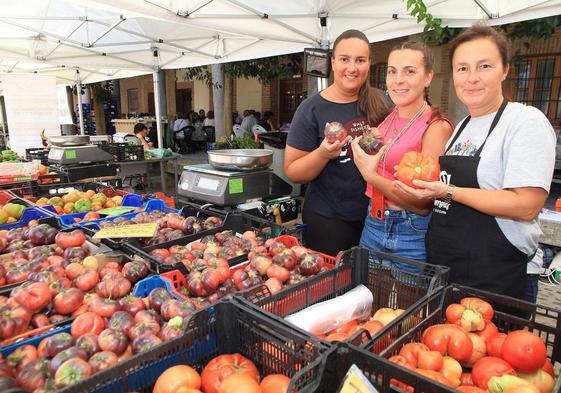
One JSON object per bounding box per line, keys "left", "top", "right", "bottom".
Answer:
{"left": 152, "top": 49, "right": 163, "bottom": 149}
{"left": 75, "top": 70, "right": 85, "bottom": 135}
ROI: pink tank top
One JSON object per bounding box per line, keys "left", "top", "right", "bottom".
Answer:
{"left": 365, "top": 110, "right": 434, "bottom": 199}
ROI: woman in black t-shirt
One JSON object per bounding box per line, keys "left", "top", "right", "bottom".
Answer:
{"left": 285, "top": 30, "right": 389, "bottom": 256}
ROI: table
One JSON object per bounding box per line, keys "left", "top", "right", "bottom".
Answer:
{"left": 117, "top": 156, "right": 178, "bottom": 196}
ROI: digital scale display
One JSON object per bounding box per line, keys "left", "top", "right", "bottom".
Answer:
{"left": 197, "top": 176, "right": 220, "bottom": 191}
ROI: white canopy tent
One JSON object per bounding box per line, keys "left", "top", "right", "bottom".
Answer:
{"left": 0, "top": 0, "right": 560, "bottom": 146}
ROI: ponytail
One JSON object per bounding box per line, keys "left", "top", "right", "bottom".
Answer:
{"left": 424, "top": 87, "right": 441, "bottom": 122}
{"left": 358, "top": 84, "right": 390, "bottom": 127}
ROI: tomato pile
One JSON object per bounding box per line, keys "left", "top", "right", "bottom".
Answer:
{"left": 153, "top": 354, "right": 291, "bottom": 393}
{"left": 315, "top": 307, "right": 404, "bottom": 342}
{"left": 387, "top": 297, "right": 555, "bottom": 393}
{"left": 0, "top": 282, "right": 192, "bottom": 391}
{"left": 99, "top": 211, "right": 223, "bottom": 246}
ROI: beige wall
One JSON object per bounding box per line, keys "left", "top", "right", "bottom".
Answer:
{"left": 119, "top": 74, "right": 154, "bottom": 115}
{"left": 235, "top": 77, "right": 262, "bottom": 112}
{"left": 193, "top": 79, "right": 211, "bottom": 113}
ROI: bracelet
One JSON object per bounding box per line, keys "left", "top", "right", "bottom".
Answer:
{"left": 443, "top": 184, "right": 456, "bottom": 203}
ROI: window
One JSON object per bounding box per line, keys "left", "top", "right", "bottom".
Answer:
{"left": 127, "top": 88, "right": 139, "bottom": 114}
{"left": 370, "top": 63, "right": 387, "bottom": 91}
{"left": 508, "top": 56, "right": 561, "bottom": 123}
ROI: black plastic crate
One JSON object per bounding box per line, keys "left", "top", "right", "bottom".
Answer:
{"left": 366, "top": 284, "right": 561, "bottom": 361}
{"left": 313, "top": 284, "right": 561, "bottom": 393}
{"left": 124, "top": 211, "right": 284, "bottom": 275}
{"left": 59, "top": 299, "right": 325, "bottom": 393}
{"left": 237, "top": 246, "right": 450, "bottom": 347}
{"left": 25, "top": 148, "right": 50, "bottom": 165}
{"left": 100, "top": 142, "right": 144, "bottom": 161}
{"left": 33, "top": 180, "right": 125, "bottom": 198}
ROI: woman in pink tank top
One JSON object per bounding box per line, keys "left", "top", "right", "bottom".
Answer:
{"left": 351, "top": 42, "right": 453, "bottom": 269}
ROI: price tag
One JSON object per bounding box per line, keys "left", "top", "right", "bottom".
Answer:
{"left": 97, "top": 206, "right": 137, "bottom": 216}
{"left": 337, "top": 365, "right": 378, "bottom": 393}
{"left": 93, "top": 223, "right": 158, "bottom": 239}
{"left": 228, "top": 178, "right": 243, "bottom": 194}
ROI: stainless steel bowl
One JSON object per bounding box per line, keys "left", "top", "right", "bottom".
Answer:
{"left": 50, "top": 135, "right": 91, "bottom": 147}
{"left": 208, "top": 149, "right": 273, "bottom": 171}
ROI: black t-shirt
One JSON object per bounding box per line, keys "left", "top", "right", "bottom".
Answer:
{"left": 287, "top": 93, "right": 370, "bottom": 221}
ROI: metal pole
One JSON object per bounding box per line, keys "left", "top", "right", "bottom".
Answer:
{"left": 152, "top": 49, "right": 163, "bottom": 149}
{"left": 75, "top": 70, "right": 85, "bottom": 135}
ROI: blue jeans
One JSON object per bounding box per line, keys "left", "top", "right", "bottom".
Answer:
{"left": 360, "top": 206, "right": 431, "bottom": 272}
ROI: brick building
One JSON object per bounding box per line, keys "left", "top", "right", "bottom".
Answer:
{"left": 113, "top": 26, "right": 561, "bottom": 130}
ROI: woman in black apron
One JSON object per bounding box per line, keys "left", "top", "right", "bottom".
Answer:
{"left": 394, "top": 23, "right": 556, "bottom": 301}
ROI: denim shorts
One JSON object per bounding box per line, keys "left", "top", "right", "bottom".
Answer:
{"left": 360, "top": 206, "right": 431, "bottom": 273}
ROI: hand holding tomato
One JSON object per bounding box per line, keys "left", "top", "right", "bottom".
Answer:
{"left": 351, "top": 137, "right": 386, "bottom": 182}
{"left": 395, "top": 151, "right": 440, "bottom": 188}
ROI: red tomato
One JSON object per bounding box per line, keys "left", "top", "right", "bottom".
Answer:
{"left": 415, "top": 369, "right": 455, "bottom": 387}
{"left": 457, "top": 387, "right": 486, "bottom": 393}
{"left": 486, "top": 333, "right": 507, "bottom": 358}
{"left": 6, "top": 344, "right": 38, "bottom": 372}
{"left": 462, "top": 333, "right": 486, "bottom": 368}
{"left": 260, "top": 374, "right": 290, "bottom": 393}
{"left": 417, "top": 350, "right": 444, "bottom": 371}
{"left": 201, "top": 353, "right": 260, "bottom": 393}
{"left": 153, "top": 365, "right": 201, "bottom": 393}
{"left": 399, "top": 342, "right": 431, "bottom": 368}
{"left": 501, "top": 330, "right": 547, "bottom": 373}
{"left": 71, "top": 311, "right": 105, "bottom": 339}
{"left": 329, "top": 319, "right": 359, "bottom": 335}
{"left": 471, "top": 356, "right": 516, "bottom": 389}
{"left": 53, "top": 287, "right": 84, "bottom": 315}
{"left": 422, "top": 324, "right": 473, "bottom": 363}
{"left": 542, "top": 359, "right": 554, "bottom": 377}
{"left": 460, "top": 297, "right": 494, "bottom": 320}
{"left": 55, "top": 230, "right": 86, "bottom": 249}
{"left": 476, "top": 321, "right": 498, "bottom": 343}
{"left": 218, "top": 373, "right": 261, "bottom": 393}
{"left": 395, "top": 151, "right": 440, "bottom": 188}
{"left": 73, "top": 269, "right": 100, "bottom": 292}
{"left": 13, "top": 282, "right": 52, "bottom": 313}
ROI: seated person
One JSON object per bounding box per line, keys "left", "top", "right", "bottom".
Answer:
{"left": 133, "top": 123, "right": 153, "bottom": 151}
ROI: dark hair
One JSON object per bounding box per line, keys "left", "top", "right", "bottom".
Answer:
{"left": 332, "top": 29, "right": 389, "bottom": 126}
{"left": 133, "top": 123, "right": 147, "bottom": 134}
{"left": 390, "top": 41, "right": 441, "bottom": 121}
{"left": 207, "top": 110, "right": 214, "bottom": 119}
{"left": 176, "top": 112, "right": 185, "bottom": 119}
{"left": 449, "top": 22, "right": 510, "bottom": 68}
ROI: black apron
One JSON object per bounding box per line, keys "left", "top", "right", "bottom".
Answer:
{"left": 426, "top": 101, "right": 528, "bottom": 300}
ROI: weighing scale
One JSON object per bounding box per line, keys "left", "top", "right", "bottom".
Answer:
{"left": 178, "top": 163, "right": 293, "bottom": 206}
{"left": 47, "top": 136, "right": 119, "bottom": 181}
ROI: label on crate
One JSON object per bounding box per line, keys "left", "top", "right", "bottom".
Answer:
{"left": 337, "top": 365, "right": 378, "bottom": 393}
{"left": 228, "top": 178, "right": 243, "bottom": 194}
{"left": 93, "top": 223, "right": 158, "bottom": 239}
{"left": 97, "top": 206, "right": 137, "bottom": 216}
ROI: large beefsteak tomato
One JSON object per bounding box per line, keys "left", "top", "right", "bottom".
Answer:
{"left": 201, "top": 353, "right": 260, "bottom": 393}
{"left": 395, "top": 151, "right": 440, "bottom": 188}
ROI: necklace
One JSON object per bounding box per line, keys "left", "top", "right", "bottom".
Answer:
{"left": 381, "top": 101, "right": 428, "bottom": 175}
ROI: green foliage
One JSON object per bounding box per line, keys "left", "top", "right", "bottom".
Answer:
{"left": 183, "top": 54, "right": 302, "bottom": 85}
{"left": 213, "top": 134, "right": 259, "bottom": 150}
{"left": 403, "top": 1, "right": 558, "bottom": 45}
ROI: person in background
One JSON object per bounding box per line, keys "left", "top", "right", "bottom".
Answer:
{"left": 233, "top": 111, "right": 242, "bottom": 125}
{"left": 198, "top": 109, "right": 206, "bottom": 123}
{"left": 259, "top": 111, "right": 277, "bottom": 131}
{"left": 284, "top": 29, "right": 390, "bottom": 256}
{"left": 203, "top": 111, "right": 215, "bottom": 127}
{"left": 395, "top": 23, "right": 556, "bottom": 302}
{"left": 351, "top": 42, "right": 453, "bottom": 267}
{"left": 240, "top": 110, "right": 258, "bottom": 137}
{"left": 133, "top": 123, "right": 153, "bottom": 151}
{"left": 172, "top": 112, "right": 191, "bottom": 153}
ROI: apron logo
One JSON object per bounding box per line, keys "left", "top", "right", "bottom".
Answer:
{"left": 440, "top": 170, "right": 451, "bottom": 185}
{"left": 434, "top": 170, "right": 452, "bottom": 215}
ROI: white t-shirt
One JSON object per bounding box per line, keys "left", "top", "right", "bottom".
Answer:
{"left": 203, "top": 118, "right": 215, "bottom": 127}
{"left": 173, "top": 118, "right": 190, "bottom": 131}
{"left": 446, "top": 102, "right": 556, "bottom": 255}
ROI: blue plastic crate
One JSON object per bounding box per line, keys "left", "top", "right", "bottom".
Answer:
{"left": 0, "top": 206, "right": 57, "bottom": 230}
{"left": 58, "top": 193, "right": 152, "bottom": 228}
{"left": 0, "top": 323, "right": 72, "bottom": 357}
{"left": 78, "top": 199, "right": 177, "bottom": 231}
{"left": 132, "top": 274, "right": 176, "bottom": 298}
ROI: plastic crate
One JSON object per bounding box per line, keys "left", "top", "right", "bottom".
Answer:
{"left": 125, "top": 210, "right": 283, "bottom": 275}
{"left": 100, "top": 142, "right": 144, "bottom": 162}
{"left": 33, "top": 180, "right": 125, "bottom": 199}
{"left": 0, "top": 322, "right": 72, "bottom": 357}
{"left": 58, "top": 299, "right": 325, "bottom": 393}
{"left": 313, "top": 283, "right": 561, "bottom": 393}
{"left": 237, "top": 246, "right": 450, "bottom": 347}
{"left": 0, "top": 206, "right": 56, "bottom": 230}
